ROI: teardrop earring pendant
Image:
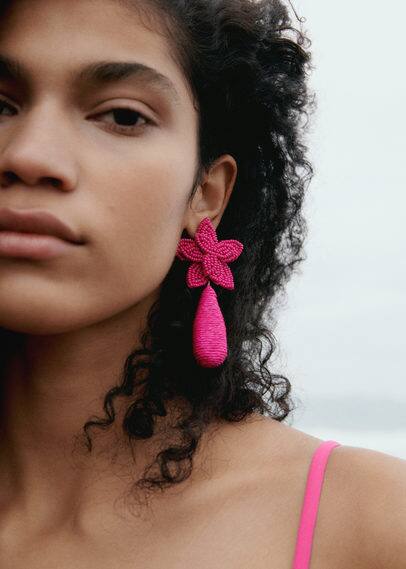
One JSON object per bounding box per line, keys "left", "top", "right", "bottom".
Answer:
{"left": 176, "top": 217, "right": 244, "bottom": 368}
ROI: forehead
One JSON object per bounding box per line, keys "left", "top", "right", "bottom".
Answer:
{"left": 0, "top": 0, "right": 193, "bottom": 106}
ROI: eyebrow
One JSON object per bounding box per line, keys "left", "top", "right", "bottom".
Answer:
{"left": 0, "top": 54, "right": 181, "bottom": 106}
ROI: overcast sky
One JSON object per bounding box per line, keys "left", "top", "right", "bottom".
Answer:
{"left": 269, "top": 1, "right": 406, "bottom": 451}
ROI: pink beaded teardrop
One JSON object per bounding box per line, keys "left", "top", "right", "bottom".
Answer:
{"left": 176, "top": 217, "right": 244, "bottom": 367}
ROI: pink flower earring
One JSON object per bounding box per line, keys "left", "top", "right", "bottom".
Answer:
{"left": 176, "top": 217, "right": 244, "bottom": 368}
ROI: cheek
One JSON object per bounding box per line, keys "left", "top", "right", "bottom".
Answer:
{"left": 77, "top": 157, "right": 191, "bottom": 315}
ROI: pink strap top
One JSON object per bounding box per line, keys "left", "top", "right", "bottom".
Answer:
{"left": 292, "top": 440, "right": 341, "bottom": 569}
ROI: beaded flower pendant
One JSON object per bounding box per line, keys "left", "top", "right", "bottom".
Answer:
{"left": 176, "top": 217, "right": 244, "bottom": 367}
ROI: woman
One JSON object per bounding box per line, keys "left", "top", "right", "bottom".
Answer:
{"left": 0, "top": 0, "right": 404, "bottom": 567}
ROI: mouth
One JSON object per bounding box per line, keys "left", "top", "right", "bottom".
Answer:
{"left": 0, "top": 230, "right": 82, "bottom": 260}
{"left": 0, "top": 207, "right": 84, "bottom": 245}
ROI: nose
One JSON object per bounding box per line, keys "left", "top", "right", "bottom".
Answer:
{"left": 0, "top": 101, "right": 77, "bottom": 191}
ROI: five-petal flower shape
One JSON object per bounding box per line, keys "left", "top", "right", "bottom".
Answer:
{"left": 176, "top": 217, "right": 244, "bottom": 290}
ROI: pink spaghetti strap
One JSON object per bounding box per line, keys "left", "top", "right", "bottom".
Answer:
{"left": 292, "top": 440, "right": 341, "bottom": 569}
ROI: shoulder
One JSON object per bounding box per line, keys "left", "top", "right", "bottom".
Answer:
{"left": 229, "top": 416, "right": 406, "bottom": 569}
{"left": 333, "top": 444, "right": 406, "bottom": 569}
{"left": 191, "top": 415, "right": 406, "bottom": 569}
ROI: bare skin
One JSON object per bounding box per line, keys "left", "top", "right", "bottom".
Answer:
{"left": 0, "top": 411, "right": 401, "bottom": 569}
{"left": 0, "top": 1, "right": 405, "bottom": 568}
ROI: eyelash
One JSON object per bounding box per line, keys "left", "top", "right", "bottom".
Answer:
{"left": 93, "top": 107, "right": 154, "bottom": 134}
{"left": 0, "top": 98, "right": 154, "bottom": 135}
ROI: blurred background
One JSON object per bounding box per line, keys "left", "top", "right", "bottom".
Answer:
{"left": 273, "top": 0, "right": 406, "bottom": 459}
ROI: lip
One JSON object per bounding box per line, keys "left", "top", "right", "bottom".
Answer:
{"left": 0, "top": 231, "right": 78, "bottom": 260}
{"left": 0, "top": 207, "right": 84, "bottom": 245}
{"left": 0, "top": 207, "right": 84, "bottom": 260}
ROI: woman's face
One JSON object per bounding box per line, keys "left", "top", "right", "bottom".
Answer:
{"left": 0, "top": 0, "right": 202, "bottom": 335}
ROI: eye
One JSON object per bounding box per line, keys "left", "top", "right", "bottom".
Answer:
{"left": 0, "top": 98, "right": 154, "bottom": 135}
{"left": 92, "top": 106, "right": 154, "bottom": 135}
{"left": 0, "top": 97, "right": 17, "bottom": 117}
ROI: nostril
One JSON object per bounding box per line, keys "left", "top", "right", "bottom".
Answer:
{"left": 0, "top": 173, "right": 62, "bottom": 189}
{"left": 1, "top": 171, "right": 18, "bottom": 187}
{"left": 40, "top": 177, "right": 61, "bottom": 188}
{"left": 48, "top": 178, "right": 61, "bottom": 188}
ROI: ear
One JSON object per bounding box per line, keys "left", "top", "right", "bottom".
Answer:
{"left": 182, "top": 154, "right": 237, "bottom": 237}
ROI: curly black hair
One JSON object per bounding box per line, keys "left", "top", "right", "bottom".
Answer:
{"left": 0, "top": 0, "right": 316, "bottom": 502}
